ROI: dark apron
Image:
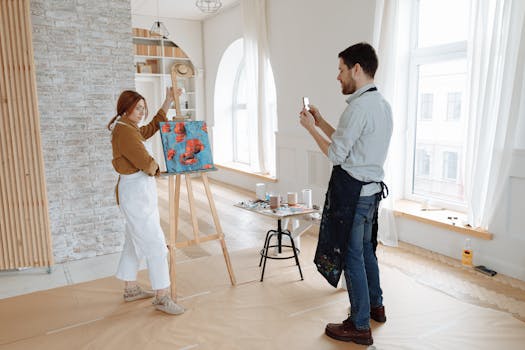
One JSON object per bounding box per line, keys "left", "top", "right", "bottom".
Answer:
{"left": 314, "top": 165, "right": 387, "bottom": 287}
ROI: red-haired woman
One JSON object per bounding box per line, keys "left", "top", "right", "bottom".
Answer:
{"left": 108, "top": 87, "right": 184, "bottom": 315}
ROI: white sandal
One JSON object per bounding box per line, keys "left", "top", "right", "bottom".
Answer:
{"left": 152, "top": 295, "right": 185, "bottom": 315}
{"left": 123, "top": 285, "right": 155, "bottom": 302}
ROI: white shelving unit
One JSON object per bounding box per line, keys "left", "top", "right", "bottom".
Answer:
{"left": 132, "top": 28, "right": 199, "bottom": 171}
{"left": 132, "top": 28, "right": 197, "bottom": 120}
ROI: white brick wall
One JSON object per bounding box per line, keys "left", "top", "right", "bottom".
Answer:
{"left": 31, "top": 0, "right": 134, "bottom": 262}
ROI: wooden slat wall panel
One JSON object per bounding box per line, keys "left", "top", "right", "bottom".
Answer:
{"left": 0, "top": 0, "right": 53, "bottom": 269}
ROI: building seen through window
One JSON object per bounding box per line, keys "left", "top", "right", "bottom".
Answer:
{"left": 442, "top": 151, "right": 458, "bottom": 180}
{"left": 409, "top": 0, "right": 468, "bottom": 205}
{"left": 446, "top": 92, "right": 462, "bottom": 121}
{"left": 419, "top": 93, "right": 433, "bottom": 121}
{"left": 415, "top": 147, "right": 431, "bottom": 177}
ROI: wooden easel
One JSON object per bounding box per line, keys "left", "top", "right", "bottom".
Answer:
{"left": 170, "top": 63, "right": 193, "bottom": 119}
{"left": 171, "top": 65, "right": 182, "bottom": 117}
{"left": 167, "top": 172, "right": 236, "bottom": 298}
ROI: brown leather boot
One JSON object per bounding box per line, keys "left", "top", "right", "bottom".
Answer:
{"left": 370, "top": 305, "right": 386, "bottom": 323}
{"left": 325, "top": 317, "right": 373, "bottom": 345}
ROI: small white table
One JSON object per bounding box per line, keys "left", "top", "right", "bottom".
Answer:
{"left": 235, "top": 200, "right": 318, "bottom": 281}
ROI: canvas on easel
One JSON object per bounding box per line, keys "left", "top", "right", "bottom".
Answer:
{"left": 159, "top": 121, "right": 216, "bottom": 174}
{"left": 158, "top": 121, "right": 235, "bottom": 298}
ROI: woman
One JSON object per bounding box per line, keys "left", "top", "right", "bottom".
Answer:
{"left": 108, "top": 87, "right": 184, "bottom": 315}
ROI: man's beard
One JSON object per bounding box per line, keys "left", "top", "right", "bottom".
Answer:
{"left": 342, "top": 80, "right": 356, "bottom": 95}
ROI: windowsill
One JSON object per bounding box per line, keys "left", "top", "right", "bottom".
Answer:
{"left": 393, "top": 199, "right": 493, "bottom": 240}
{"left": 215, "top": 163, "right": 277, "bottom": 183}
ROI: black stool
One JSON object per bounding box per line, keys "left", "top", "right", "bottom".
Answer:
{"left": 258, "top": 218, "right": 303, "bottom": 282}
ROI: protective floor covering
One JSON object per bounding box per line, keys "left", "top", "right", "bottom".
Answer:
{"left": 1, "top": 235, "right": 525, "bottom": 350}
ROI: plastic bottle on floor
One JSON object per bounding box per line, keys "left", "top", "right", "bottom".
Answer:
{"left": 462, "top": 238, "right": 473, "bottom": 266}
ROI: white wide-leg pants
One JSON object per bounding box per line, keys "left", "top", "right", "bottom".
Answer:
{"left": 115, "top": 171, "right": 170, "bottom": 290}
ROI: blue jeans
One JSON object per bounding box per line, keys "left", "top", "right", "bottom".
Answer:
{"left": 344, "top": 194, "right": 383, "bottom": 330}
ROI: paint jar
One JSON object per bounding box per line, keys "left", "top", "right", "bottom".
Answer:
{"left": 255, "top": 183, "right": 266, "bottom": 200}
{"left": 461, "top": 238, "right": 473, "bottom": 266}
{"left": 269, "top": 194, "right": 281, "bottom": 209}
{"left": 301, "top": 189, "right": 312, "bottom": 208}
{"left": 287, "top": 192, "right": 298, "bottom": 206}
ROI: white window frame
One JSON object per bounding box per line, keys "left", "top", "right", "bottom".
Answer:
{"left": 404, "top": 0, "right": 468, "bottom": 211}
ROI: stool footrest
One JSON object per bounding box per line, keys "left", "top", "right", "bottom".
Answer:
{"left": 259, "top": 245, "right": 300, "bottom": 260}
{"left": 259, "top": 223, "right": 304, "bottom": 282}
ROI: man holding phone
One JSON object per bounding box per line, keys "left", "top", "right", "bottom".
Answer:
{"left": 299, "top": 42, "right": 392, "bottom": 346}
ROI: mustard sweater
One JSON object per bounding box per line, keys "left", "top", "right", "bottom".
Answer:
{"left": 111, "top": 109, "right": 167, "bottom": 176}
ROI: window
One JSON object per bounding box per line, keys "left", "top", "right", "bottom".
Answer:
{"left": 446, "top": 92, "right": 462, "bottom": 121}
{"left": 232, "top": 62, "right": 250, "bottom": 164}
{"left": 415, "top": 147, "right": 431, "bottom": 177}
{"left": 416, "top": 0, "right": 468, "bottom": 48}
{"left": 419, "top": 93, "right": 433, "bottom": 120}
{"left": 213, "top": 39, "right": 277, "bottom": 175}
{"left": 442, "top": 151, "right": 458, "bottom": 180}
{"left": 213, "top": 39, "right": 243, "bottom": 167}
{"left": 407, "top": 0, "right": 469, "bottom": 207}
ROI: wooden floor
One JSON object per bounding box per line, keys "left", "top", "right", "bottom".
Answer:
{"left": 0, "top": 176, "right": 524, "bottom": 349}
{"left": 2, "top": 235, "right": 524, "bottom": 350}
{"left": 155, "top": 176, "right": 525, "bottom": 323}
{"left": 156, "top": 175, "right": 274, "bottom": 259}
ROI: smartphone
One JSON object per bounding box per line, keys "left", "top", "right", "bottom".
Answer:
{"left": 474, "top": 265, "right": 497, "bottom": 276}
{"left": 302, "top": 97, "right": 310, "bottom": 111}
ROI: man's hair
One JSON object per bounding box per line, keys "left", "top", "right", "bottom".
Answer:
{"left": 338, "top": 42, "right": 378, "bottom": 78}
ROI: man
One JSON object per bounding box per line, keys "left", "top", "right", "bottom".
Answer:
{"left": 299, "top": 42, "right": 392, "bottom": 346}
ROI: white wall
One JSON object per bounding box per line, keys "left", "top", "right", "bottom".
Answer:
{"left": 202, "top": 5, "right": 243, "bottom": 127}
{"left": 201, "top": 0, "right": 525, "bottom": 281}
{"left": 203, "top": 0, "right": 376, "bottom": 204}
{"left": 516, "top": 117, "right": 525, "bottom": 149}
{"left": 269, "top": 0, "right": 376, "bottom": 205}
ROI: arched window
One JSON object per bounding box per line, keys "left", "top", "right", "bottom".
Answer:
{"left": 232, "top": 59, "right": 249, "bottom": 164}
{"left": 213, "top": 38, "right": 277, "bottom": 176}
